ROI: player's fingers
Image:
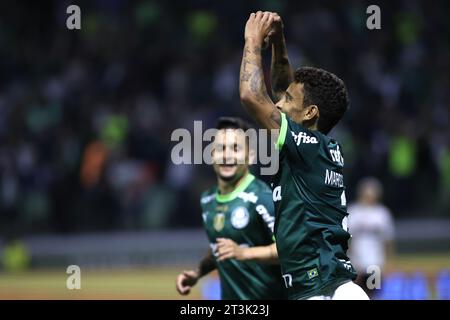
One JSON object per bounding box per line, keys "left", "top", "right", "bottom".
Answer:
{"left": 218, "top": 252, "right": 229, "bottom": 261}
{"left": 255, "top": 11, "right": 263, "bottom": 19}
{"left": 217, "top": 238, "right": 232, "bottom": 247}
{"left": 218, "top": 241, "right": 232, "bottom": 250}
{"left": 179, "top": 285, "right": 191, "bottom": 295}
{"left": 182, "top": 270, "right": 197, "bottom": 279}
{"left": 220, "top": 247, "right": 233, "bottom": 256}
{"left": 216, "top": 240, "right": 227, "bottom": 247}
{"left": 261, "top": 11, "right": 270, "bottom": 23}
{"left": 176, "top": 275, "right": 187, "bottom": 292}
{"left": 218, "top": 252, "right": 234, "bottom": 261}
{"left": 182, "top": 273, "right": 195, "bottom": 284}
{"left": 182, "top": 270, "right": 193, "bottom": 276}
{"left": 266, "top": 14, "right": 274, "bottom": 27}
{"left": 217, "top": 246, "right": 227, "bottom": 255}
{"left": 217, "top": 245, "right": 229, "bottom": 255}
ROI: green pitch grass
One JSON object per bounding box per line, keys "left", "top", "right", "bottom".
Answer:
{"left": 0, "top": 267, "right": 212, "bottom": 299}
{"left": 0, "top": 253, "right": 449, "bottom": 299}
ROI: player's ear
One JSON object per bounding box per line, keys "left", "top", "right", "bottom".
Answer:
{"left": 304, "top": 105, "right": 319, "bottom": 121}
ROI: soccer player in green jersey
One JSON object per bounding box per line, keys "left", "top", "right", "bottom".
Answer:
{"left": 176, "top": 117, "right": 286, "bottom": 300}
{"left": 239, "top": 11, "right": 369, "bottom": 300}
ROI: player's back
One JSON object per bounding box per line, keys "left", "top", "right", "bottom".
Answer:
{"left": 273, "top": 113, "right": 357, "bottom": 299}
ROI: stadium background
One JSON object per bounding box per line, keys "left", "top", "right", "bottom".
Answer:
{"left": 0, "top": 0, "right": 449, "bottom": 299}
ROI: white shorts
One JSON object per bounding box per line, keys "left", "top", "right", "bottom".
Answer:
{"left": 306, "top": 281, "right": 370, "bottom": 300}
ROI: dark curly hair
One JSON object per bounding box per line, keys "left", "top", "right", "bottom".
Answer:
{"left": 216, "top": 116, "right": 251, "bottom": 131}
{"left": 294, "top": 67, "right": 349, "bottom": 134}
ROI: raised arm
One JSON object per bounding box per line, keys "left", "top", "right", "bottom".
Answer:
{"left": 240, "top": 11, "right": 281, "bottom": 130}
{"left": 175, "top": 249, "right": 216, "bottom": 295}
{"left": 270, "top": 14, "right": 293, "bottom": 102}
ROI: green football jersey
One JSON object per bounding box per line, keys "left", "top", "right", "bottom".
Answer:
{"left": 200, "top": 173, "right": 286, "bottom": 300}
{"left": 273, "top": 113, "right": 357, "bottom": 300}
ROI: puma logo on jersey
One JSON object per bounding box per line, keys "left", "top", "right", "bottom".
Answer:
{"left": 292, "top": 131, "right": 318, "bottom": 145}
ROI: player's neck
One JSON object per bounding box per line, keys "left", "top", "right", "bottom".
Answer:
{"left": 301, "top": 119, "right": 318, "bottom": 131}
{"left": 217, "top": 171, "right": 249, "bottom": 195}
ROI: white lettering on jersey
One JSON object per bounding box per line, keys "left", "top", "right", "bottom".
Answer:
{"left": 272, "top": 186, "right": 282, "bottom": 202}
{"left": 330, "top": 145, "right": 344, "bottom": 165}
{"left": 256, "top": 204, "right": 275, "bottom": 233}
{"left": 341, "top": 191, "right": 347, "bottom": 206}
{"left": 292, "top": 131, "right": 318, "bottom": 145}
{"left": 325, "top": 169, "right": 344, "bottom": 187}
{"left": 342, "top": 215, "right": 348, "bottom": 232}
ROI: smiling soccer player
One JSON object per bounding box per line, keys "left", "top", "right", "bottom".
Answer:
{"left": 239, "top": 11, "right": 369, "bottom": 300}
{"left": 176, "top": 117, "right": 286, "bottom": 300}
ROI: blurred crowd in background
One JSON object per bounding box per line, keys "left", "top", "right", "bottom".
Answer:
{"left": 0, "top": 0, "right": 449, "bottom": 237}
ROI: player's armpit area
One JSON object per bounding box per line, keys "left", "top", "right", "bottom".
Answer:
{"left": 240, "top": 93, "right": 282, "bottom": 130}
{"left": 269, "top": 109, "right": 282, "bottom": 129}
